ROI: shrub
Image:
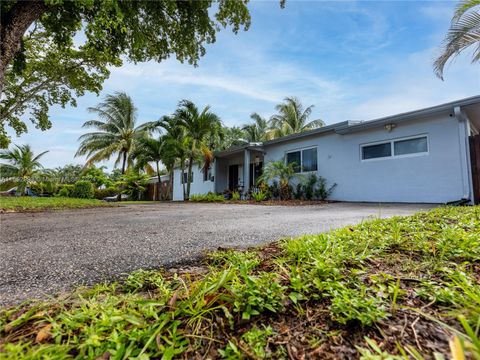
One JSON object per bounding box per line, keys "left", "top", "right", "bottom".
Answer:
{"left": 94, "top": 187, "right": 118, "bottom": 200}
{"left": 231, "top": 191, "right": 241, "bottom": 201}
{"left": 252, "top": 190, "right": 267, "bottom": 202}
{"left": 72, "top": 180, "right": 94, "bottom": 199}
{"left": 315, "top": 176, "right": 337, "bottom": 200}
{"left": 189, "top": 192, "right": 225, "bottom": 202}
{"left": 57, "top": 187, "right": 69, "bottom": 197}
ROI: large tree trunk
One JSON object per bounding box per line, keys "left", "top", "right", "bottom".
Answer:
{"left": 0, "top": 0, "right": 47, "bottom": 97}
{"left": 186, "top": 156, "right": 193, "bottom": 200}
{"left": 156, "top": 161, "right": 161, "bottom": 201}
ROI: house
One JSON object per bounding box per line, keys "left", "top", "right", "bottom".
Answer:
{"left": 172, "top": 96, "right": 480, "bottom": 204}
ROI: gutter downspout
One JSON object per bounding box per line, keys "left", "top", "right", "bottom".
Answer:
{"left": 454, "top": 106, "right": 474, "bottom": 204}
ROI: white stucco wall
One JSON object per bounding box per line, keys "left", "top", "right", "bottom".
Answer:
{"left": 172, "top": 165, "right": 215, "bottom": 201}
{"left": 263, "top": 113, "right": 469, "bottom": 203}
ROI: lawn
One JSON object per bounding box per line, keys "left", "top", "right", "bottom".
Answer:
{"left": 0, "top": 197, "right": 113, "bottom": 212}
{"left": 0, "top": 206, "right": 479, "bottom": 359}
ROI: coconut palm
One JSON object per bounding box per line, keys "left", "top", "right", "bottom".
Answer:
{"left": 434, "top": 0, "right": 480, "bottom": 79}
{"left": 76, "top": 92, "right": 145, "bottom": 174}
{"left": 268, "top": 97, "right": 324, "bottom": 139}
{"left": 0, "top": 144, "right": 49, "bottom": 195}
{"left": 174, "top": 100, "right": 222, "bottom": 199}
{"left": 242, "top": 113, "right": 269, "bottom": 142}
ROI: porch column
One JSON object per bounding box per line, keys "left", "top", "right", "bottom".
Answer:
{"left": 243, "top": 149, "right": 250, "bottom": 195}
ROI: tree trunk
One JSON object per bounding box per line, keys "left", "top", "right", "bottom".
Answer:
{"left": 181, "top": 161, "right": 186, "bottom": 201}
{"left": 118, "top": 151, "right": 127, "bottom": 201}
{"left": 186, "top": 156, "right": 194, "bottom": 200}
{"left": 0, "top": 0, "right": 47, "bottom": 97}
{"left": 156, "top": 161, "right": 161, "bottom": 201}
{"left": 167, "top": 165, "right": 173, "bottom": 201}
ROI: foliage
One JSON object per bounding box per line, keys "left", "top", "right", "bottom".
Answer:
{"left": 80, "top": 166, "right": 111, "bottom": 188}
{"left": 189, "top": 192, "right": 225, "bottom": 202}
{"left": 76, "top": 92, "right": 147, "bottom": 173}
{"left": 0, "top": 144, "right": 48, "bottom": 195}
{"left": 258, "top": 160, "right": 299, "bottom": 200}
{"left": 1, "top": 207, "right": 479, "bottom": 359}
{"left": 174, "top": 99, "right": 222, "bottom": 199}
{"left": 268, "top": 97, "right": 324, "bottom": 138}
{"left": 251, "top": 190, "right": 267, "bottom": 202}
{"left": 434, "top": 0, "right": 480, "bottom": 79}
{"left": 52, "top": 164, "right": 84, "bottom": 184}
{"left": 71, "top": 180, "right": 94, "bottom": 199}
{"left": 315, "top": 176, "right": 337, "bottom": 200}
{"left": 0, "top": 196, "right": 111, "bottom": 212}
{"left": 231, "top": 191, "right": 241, "bottom": 201}
{"left": 243, "top": 113, "right": 269, "bottom": 142}
{"left": 93, "top": 187, "right": 118, "bottom": 200}
{"left": 116, "top": 171, "right": 150, "bottom": 201}
{"left": 0, "top": 0, "right": 255, "bottom": 147}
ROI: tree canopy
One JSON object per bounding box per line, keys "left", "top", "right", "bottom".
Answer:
{"left": 0, "top": 0, "right": 258, "bottom": 147}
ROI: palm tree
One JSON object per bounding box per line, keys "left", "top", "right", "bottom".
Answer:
{"left": 242, "top": 113, "right": 269, "bottom": 142}
{"left": 131, "top": 135, "right": 165, "bottom": 200}
{"left": 76, "top": 92, "right": 145, "bottom": 174}
{"left": 268, "top": 97, "right": 324, "bottom": 138}
{"left": 174, "top": 100, "right": 222, "bottom": 199}
{"left": 434, "top": 0, "right": 480, "bottom": 79}
{"left": 258, "top": 159, "right": 301, "bottom": 200}
{"left": 0, "top": 144, "right": 49, "bottom": 195}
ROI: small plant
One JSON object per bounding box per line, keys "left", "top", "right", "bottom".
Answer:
{"left": 57, "top": 187, "right": 69, "bottom": 197}
{"left": 189, "top": 192, "right": 225, "bottom": 202}
{"left": 71, "top": 180, "right": 94, "bottom": 199}
{"left": 252, "top": 190, "right": 267, "bottom": 202}
{"left": 314, "top": 176, "right": 337, "bottom": 200}
{"left": 231, "top": 191, "right": 241, "bottom": 201}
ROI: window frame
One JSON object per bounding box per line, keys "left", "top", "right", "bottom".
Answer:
{"left": 360, "top": 134, "right": 429, "bottom": 162}
{"left": 285, "top": 146, "right": 318, "bottom": 173}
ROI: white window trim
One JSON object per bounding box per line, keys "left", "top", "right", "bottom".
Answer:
{"left": 360, "top": 134, "right": 429, "bottom": 162}
{"left": 285, "top": 146, "right": 318, "bottom": 173}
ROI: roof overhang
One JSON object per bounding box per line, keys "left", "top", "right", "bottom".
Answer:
{"left": 214, "top": 143, "right": 264, "bottom": 158}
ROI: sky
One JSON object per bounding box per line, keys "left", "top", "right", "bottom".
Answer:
{"left": 7, "top": 0, "right": 480, "bottom": 170}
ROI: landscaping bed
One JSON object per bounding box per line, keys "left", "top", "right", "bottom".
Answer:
{"left": 0, "top": 206, "right": 479, "bottom": 359}
{"left": 0, "top": 197, "right": 113, "bottom": 213}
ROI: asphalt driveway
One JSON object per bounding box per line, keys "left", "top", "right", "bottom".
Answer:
{"left": 0, "top": 202, "right": 433, "bottom": 305}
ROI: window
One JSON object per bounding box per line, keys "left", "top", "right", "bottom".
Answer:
{"left": 361, "top": 135, "right": 428, "bottom": 161}
{"left": 182, "top": 171, "right": 193, "bottom": 184}
{"left": 286, "top": 147, "right": 318, "bottom": 173}
{"left": 362, "top": 142, "right": 391, "bottom": 160}
{"left": 394, "top": 137, "right": 428, "bottom": 156}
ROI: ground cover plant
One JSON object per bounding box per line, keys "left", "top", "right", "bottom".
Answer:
{"left": 0, "top": 206, "right": 479, "bottom": 359}
{"left": 0, "top": 197, "right": 113, "bottom": 212}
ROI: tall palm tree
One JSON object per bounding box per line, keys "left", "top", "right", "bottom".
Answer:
{"left": 0, "top": 144, "right": 49, "bottom": 195}
{"left": 268, "top": 97, "right": 324, "bottom": 139}
{"left": 175, "top": 100, "right": 222, "bottom": 199}
{"left": 434, "top": 0, "right": 480, "bottom": 79}
{"left": 242, "top": 113, "right": 269, "bottom": 142}
{"left": 132, "top": 135, "right": 165, "bottom": 188}
{"left": 76, "top": 92, "right": 145, "bottom": 174}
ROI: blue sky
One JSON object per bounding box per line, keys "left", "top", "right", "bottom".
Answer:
{"left": 9, "top": 1, "right": 480, "bottom": 169}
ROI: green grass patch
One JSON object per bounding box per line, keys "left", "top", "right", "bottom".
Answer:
{"left": 1, "top": 206, "right": 479, "bottom": 359}
{"left": 0, "top": 197, "right": 113, "bottom": 212}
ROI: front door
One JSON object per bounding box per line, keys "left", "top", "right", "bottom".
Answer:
{"left": 229, "top": 164, "right": 239, "bottom": 191}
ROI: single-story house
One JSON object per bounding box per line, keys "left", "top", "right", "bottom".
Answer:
{"left": 172, "top": 96, "right": 480, "bottom": 204}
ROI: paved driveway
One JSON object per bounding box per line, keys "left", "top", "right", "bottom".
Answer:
{"left": 0, "top": 202, "right": 433, "bottom": 305}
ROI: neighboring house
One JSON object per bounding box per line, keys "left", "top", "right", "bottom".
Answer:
{"left": 172, "top": 96, "right": 480, "bottom": 204}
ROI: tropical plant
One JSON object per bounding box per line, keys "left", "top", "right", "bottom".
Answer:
{"left": 0, "top": 144, "right": 48, "bottom": 195}
{"left": 315, "top": 176, "right": 337, "bottom": 200}
{"left": 131, "top": 135, "right": 166, "bottom": 200}
{"left": 76, "top": 92, "right": 146, "bottom": 174}
{"left": 217, "top": 126, "right": 246, "bottom": 150}
{"left": 243, "top": 113, "right": 269, "bottom": 142}
{"left": 231, "top": 191, "right": 241, "bottom": 201}
{"left": 80, "top": 166, "right": 111, "bottom": 188}
{"left": 434, "top": 0, "right": 480, "bottom": 79}
{"left": 174, "top": 100, "right": 222, "bottom": 200}
{"left": 116, "top": 171, "right": 150, "bottom": 201}
{"left": 53, "top": 164, "right": 84, "bottom": 184}
{"left": 251, "top": 190, "right": 267, "bottom": 202}
{"left": 258, "top": 160, "right": 301, "bottom": 200}
{"left": 72, "top": 180, "right": 95, "bottom": 199}
{"left": 268, "top": 97, "right": 324, "bottom": 139}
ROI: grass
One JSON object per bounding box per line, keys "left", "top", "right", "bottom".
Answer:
{"left": 0, "top": 206, "right": 479, "bottom": 359}
{"left": 0, "top": 197, "right": 113, "bottom": 212}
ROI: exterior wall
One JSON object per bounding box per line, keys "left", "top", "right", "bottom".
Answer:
{"left": 263, "top": 113, "right": 467, "bottom": 203}
{"left": 172, "top": 164, "right": 215, "bottom": 201}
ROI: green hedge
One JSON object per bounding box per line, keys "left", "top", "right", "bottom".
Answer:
{"left": 72, "top": 181, "right": 94, "bottom": 199}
